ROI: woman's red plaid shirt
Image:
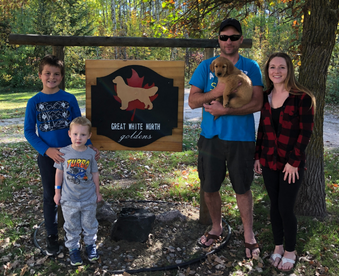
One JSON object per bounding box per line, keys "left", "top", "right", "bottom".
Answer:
{"left": 255, "top": 89, "right": 314, "bottom": 171}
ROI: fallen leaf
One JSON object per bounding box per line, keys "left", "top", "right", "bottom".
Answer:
{"left": 214, "top": 256, "right": 224, "bottom": 264}
{"left": 36, "top": 256, "right": 48, "bottom": 265}
{"left": 20, "top": 264, "right": 29, "bottom": 276}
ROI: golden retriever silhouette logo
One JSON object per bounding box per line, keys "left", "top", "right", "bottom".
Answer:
{"left": 112, "top": 75, "right": 158, "bottom": 111}
{"left": 91, "top": 65, "right": 178, "bottom": 148}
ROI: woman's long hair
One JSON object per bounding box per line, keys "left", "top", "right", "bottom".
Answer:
{"left": 264, "top": 52, "right": 316, "bottom": 110}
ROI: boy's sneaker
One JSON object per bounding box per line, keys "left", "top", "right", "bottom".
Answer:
{"left": 46, "top": 234, "right": 61, "bottom": 256}
{"left": 85, "top": 244, "right": 99, "bottom": 262}
{"left": 69, "top": 248, "right": 83, "bottom": 266}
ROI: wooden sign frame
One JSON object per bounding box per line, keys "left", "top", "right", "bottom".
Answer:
{"left": 86, "top": 60, "right": 184, "bottom": 152}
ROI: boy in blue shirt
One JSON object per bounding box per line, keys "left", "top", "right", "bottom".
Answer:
{"left": 24, "top": 55, "right": 99, "bottom": 256}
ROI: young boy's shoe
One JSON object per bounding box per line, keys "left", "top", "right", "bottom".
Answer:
{"left": 85, "top": 244, "right": 99, "bottom": 262}
{"left": 46, "top": 234, "right": 61, "bottom": 256}
{"left": 69, "top": 248, "right": 83, "bottom": 266}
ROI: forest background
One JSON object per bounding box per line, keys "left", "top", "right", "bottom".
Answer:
{"left": 0, "top": 0, "right": 338, "bottom": 104}
{"left": 1, "top": 0, "right": 339, "bottom": 216}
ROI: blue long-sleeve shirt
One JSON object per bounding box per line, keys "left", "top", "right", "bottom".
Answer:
{"left": 24, "top": 89, "right": 89, "bottom": 155}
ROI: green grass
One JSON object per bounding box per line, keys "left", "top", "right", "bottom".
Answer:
{"left": 0, "top": 87, "right": 86, "bottom": 119}
{"left": 1, "top": 90, "right": 339, "bottom": 275}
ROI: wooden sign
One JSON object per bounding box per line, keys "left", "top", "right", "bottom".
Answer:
{"left": 86, "top": 60, "right": 184, "bottom": 152}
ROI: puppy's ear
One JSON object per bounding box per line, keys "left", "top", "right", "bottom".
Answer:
{"left": 210, "top": 61, "right": 215, "bottom": 72}
{"left": 226, "top": 61, "right": 235, "bottom": 75}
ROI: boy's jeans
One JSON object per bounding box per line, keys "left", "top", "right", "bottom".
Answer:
{"left": 38, "top": 154, "right": 58, "bottom": 236}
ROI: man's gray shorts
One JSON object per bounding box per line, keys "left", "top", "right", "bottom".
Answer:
{"left": 197, "top": 135, "right": 255, "bottom": 194}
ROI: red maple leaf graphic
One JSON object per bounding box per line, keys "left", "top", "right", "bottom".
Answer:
{"left": 113, "top": 69, "right": 158, "bottom": 121}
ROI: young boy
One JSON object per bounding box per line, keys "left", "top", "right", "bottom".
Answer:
{"left": 24, "top": 55, "right": 99, "bottom": 256}
{"left": 54, "top": 117, "right": 102, "bottom": 266}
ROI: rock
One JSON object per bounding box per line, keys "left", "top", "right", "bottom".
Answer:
{"left": 256, "top": 267, "right": 263, "bottom": 272}
{"left": 96, "top": 200, "right": 117, "bottom": 223}
{"left": 214, "top": 256, "right": 224, "bottom": 264}
{"left": 126, "top": 254, "right": 134, "bottom": 261}
{"left": 0, "top": 255, "right": 10, "bottom": 262}
{"left": 111, "top": 208, "right": 155, "bottom": 243}
{"left": 26, "top": 256, "right": 35, "bottom": 267}
{"left": 11, "top": 260, "right": 20, "bottom": 269}
{"left": 167, "top": 245, "right": 176, "bottom": 252}
{"left": 215, "top": 264, "right": 225, "bottom": 270}
{"left": 156, "top": 210, "right": 187, "bottom": 222}
{"left": 35, "top": 256, "right": 48, "bottom": 265}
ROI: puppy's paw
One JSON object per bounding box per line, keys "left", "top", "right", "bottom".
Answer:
{"left": 223, "top": 102, "right": 230, "bottom": 108}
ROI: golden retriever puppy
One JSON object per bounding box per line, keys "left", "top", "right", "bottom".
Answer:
{"left": 210, "top": 56, "right": 252, "bottom": 115}
{"left": 112, "top": 76, "right": 158, "bottom": 110}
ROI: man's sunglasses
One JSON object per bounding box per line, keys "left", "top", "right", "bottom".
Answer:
{"left": 219, "top": 35, "right": 242, "bottom": 41}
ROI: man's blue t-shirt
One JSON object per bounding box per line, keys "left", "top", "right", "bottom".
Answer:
{"left": 189, "top": 55, "right": 263, "bottom": 142}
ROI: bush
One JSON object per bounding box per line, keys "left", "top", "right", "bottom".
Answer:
{"left": 66, "top": 74, "right": 86, "bottom": 89}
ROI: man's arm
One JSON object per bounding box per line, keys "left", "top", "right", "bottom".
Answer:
{"left": 188, "top": 82, "right": 225, "bottom": 109}
{"left": 203, "top": 85, "right": 263, "bottom": 116}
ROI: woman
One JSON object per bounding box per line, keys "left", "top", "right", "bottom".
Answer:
{"left": 254, "top": 52, "right": 315, "bottom": 271}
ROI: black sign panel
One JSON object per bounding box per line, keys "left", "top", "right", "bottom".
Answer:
{"left": 91, "top": 65, "right": 178, "bottom": 148}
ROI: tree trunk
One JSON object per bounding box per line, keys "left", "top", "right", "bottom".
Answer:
{"left": 52, "top": 46, "right": 65, "bottom": 91}
{"left": 295, "top": 0, "right": 339, "bottom": 217}
{"left": 111, "top": 0, "right": 116, "bottom": 32}
{"left": 111, "top": 0, "right": 117, "bottom": 58}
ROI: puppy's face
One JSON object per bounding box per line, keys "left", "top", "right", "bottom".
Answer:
{"left": 210, "top": 57, "right": 234, "bottom": 77}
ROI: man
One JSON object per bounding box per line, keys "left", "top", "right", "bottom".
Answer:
{"left": 189, "top": 18, "right": 263, "bottom": 258}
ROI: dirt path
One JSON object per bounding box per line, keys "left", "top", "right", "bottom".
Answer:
{"left": 322, "top": 110, "right": 339, "bottom": 149}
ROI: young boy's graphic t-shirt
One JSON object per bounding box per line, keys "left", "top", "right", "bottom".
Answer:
{"left": 54, "top": 145, "right": 98, "bottom": 202}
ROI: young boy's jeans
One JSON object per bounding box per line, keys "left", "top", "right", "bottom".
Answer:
{"left": 38, "top": 154, "right": 58, "bottom": 236}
